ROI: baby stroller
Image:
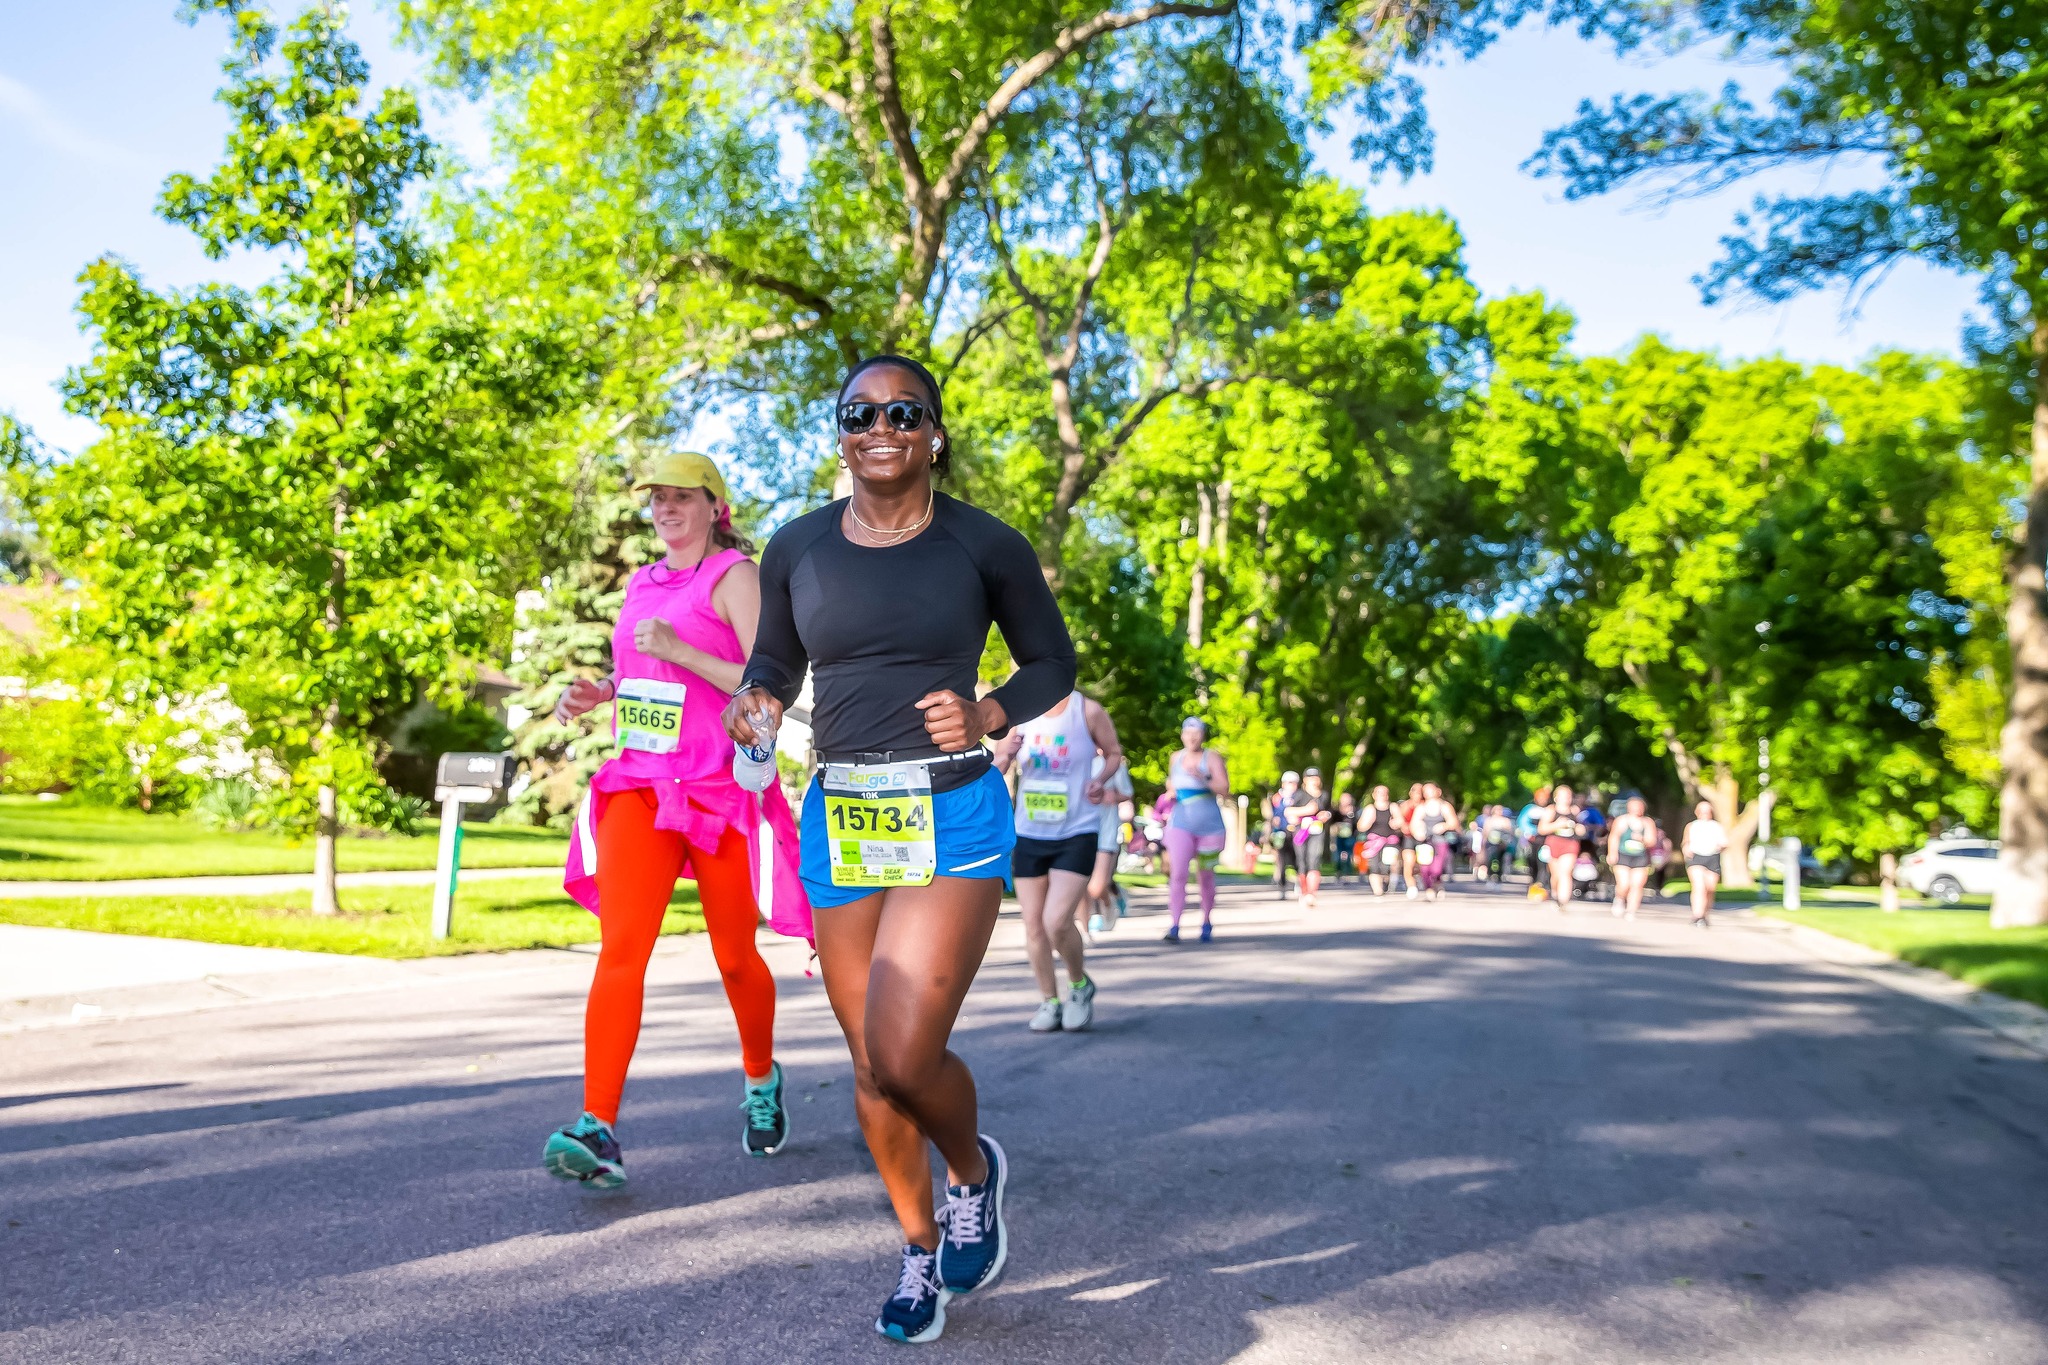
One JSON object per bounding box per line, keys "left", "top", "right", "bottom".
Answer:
{"left": 1576, "top": 837, "right": 1616, "bottom": 903}
{"left": 1121, "top": 798, "right": 1167, "bottom": 875}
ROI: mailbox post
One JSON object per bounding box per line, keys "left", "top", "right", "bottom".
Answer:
{"left": 432, "top": 752, "right": 518, "bottom": 940}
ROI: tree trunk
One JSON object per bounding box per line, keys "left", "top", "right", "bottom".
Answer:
{"left": 1993, "top": 315, "right": 2048, "bottom": 927}
{"left": 311, "top": 774, "right": 340, "bottom": 917}
{"left": 1188, "top": 484, "right": 1212, "bottom": 650}
{"left": 1033, "top": 369, "right": 1090, "bottom": 587}
{"left": 1708, "top": 765, "right": 1760, "bottom": 889}
{"left": 1619, "top": 662, "right": 1704, "bottom": 803}
{"left": 1342, "top": 718, "right": 1377, "bottom": 794}
{"left": 1238, "top": 501, "right": 1270, "bottom": 684}
{"left": 313, "top": 474, "right": 348, "bottom": 918}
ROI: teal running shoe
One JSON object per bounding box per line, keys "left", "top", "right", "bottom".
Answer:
{"left": 875, "top": 1243, "right": 947, "bottom": 1343}
{"left": 742, "top": 1061, "right": 790, "bottom": 1157}
{"left": 542, "top": 1112, "right": 625, "bottom": 1189}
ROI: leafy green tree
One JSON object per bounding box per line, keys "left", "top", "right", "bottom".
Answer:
{"left": 501, "top": 457, "right": 660, "bottom": 827}
{"left": 46, "top": 2, "right": 573, "bottom": 912}
{"left": 395, "top": 0, "right": 2021, "bottom": 878}
{"left": 1068, "top": 196, "right": 1526, "bottom": 795}
{"left": 1481, "top": 330, "right": 1992, "bottom": 877}
{"left": 401, "top": 0, "right": 1472, "bottom": 572}
{"left": 1522, "top": 0, "right": 2048, "bottom": 921}
{"left": 0, "top": 415, "right": 54, "bottom": 584}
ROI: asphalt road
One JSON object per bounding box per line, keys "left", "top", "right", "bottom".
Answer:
{"left": 3, "top": 879, "right": 2046, "bottom": 1363}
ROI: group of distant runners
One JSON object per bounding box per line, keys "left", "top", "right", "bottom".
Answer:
{"left": 1253, "top": 777, "right": 1731, "bottom": 928}
{"left": 536, "top": 349, "right": 1741, "bottom": 1347}
{"left": 1263, "top": 776, "right": 1466, "bottom": 904}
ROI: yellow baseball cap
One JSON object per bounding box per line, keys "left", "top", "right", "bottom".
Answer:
{"left": 632, "top": 451, "right": 728, "bottom": 503}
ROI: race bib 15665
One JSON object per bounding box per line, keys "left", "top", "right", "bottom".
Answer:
{"left": 616, "top": 678, "right": 686, "bottom": 754}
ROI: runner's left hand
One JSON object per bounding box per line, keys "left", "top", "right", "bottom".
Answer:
{"left": 1085, "top": 779, "right": 1106, "bottom": 805}
{"left": 916, "top": 690, "right": 997, "bottom": 752}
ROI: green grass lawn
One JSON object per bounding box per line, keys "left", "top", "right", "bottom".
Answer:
{"left": 1759, "top": 905, "right": 2048, "bottom": 1011}
{"left": 0, "top": 876, "right": 702, "bottom": 958}
{"left": 0, "top": 797, "right": 568, "bottom": 881}
{"left": 1658, "top": 878, "right": 1987, "bottom": 910}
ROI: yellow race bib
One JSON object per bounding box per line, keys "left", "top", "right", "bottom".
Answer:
{"left": 1022, "top": 779, "right": 1069, "bottom": 825}
{"left": 821, "top": 762, "right": 936, "bottom": 887}
{"left": 615, "top": 678, "right": 686, "bottom": 754}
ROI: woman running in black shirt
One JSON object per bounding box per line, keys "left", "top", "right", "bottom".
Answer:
{"left": 727, "top": 354, "right": 1075, "bottom": 1345}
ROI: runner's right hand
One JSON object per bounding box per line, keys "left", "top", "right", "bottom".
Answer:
{"left": 554, "top": 677, "right": 611, "bottom": 724}
{"left": 723, "top": 687, "right": 784, "bottom": 747}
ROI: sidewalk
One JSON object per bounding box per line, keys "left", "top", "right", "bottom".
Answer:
{"left": 0, "top": 922, "right": 401, "bottom": 1032}
{"left": 0, "top": 919, "right": 609, "bottom": 1035}
{"left": 0, "top": 864, "right": 563, "bottom": 899}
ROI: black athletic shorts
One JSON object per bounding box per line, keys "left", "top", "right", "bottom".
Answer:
{"left": 1616, "top": 852, "right": 1651, "bottom": 869}
{"left": 1686, "top": 853, "right": 1722, "bottom": 875}
{"left": 1012, "top": 831, "right": 1100, "bottom": 880}
{"left": 1300, "top": 833, "right": 1326, "bottom": 870}
{"left": 1270, "top": 837, "right": 1298, "bottom": 872}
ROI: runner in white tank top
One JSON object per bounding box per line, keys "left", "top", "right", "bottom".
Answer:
{"left": 994, "top": 690, "right": 1124, "bottom": 1032}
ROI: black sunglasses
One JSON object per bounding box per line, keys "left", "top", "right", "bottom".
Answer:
{"left": 837, "top": 400, "right": 932, "bottom": 435}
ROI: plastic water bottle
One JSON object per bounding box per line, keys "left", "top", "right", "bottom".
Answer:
{"left": 733, "top": 708, "right": 778, "bottom": 792}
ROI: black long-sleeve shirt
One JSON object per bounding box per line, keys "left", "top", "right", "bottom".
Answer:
{"left": 742, "top": 492, "right": 1077, "bottom": 791}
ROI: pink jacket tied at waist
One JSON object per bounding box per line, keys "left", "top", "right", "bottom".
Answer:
{"left": 561, "top": 547, "right": 813, "bottom": 941}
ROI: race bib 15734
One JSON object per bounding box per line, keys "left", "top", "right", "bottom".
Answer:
{"left": 821, "top": 762, "right": 936, "bottom": 888}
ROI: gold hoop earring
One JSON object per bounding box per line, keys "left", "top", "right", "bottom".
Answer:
{"left": 838, "top": 455, "right": 847, "bottom": 469}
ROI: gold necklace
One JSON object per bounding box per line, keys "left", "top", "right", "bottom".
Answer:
{"left": 848, "top": 487, "right": 934, "bottom": 545}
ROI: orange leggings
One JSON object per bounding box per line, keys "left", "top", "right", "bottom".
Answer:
{"left": 584, "top": 788, "right": 776, "bottom": 1125}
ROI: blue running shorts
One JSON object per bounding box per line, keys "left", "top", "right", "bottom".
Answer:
{"left": 800, "top": 764, "right": 1016, "bottom": 909}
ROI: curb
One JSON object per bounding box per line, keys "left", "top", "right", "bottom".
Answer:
{"left": 1745, "top": 913, "right": 2048, "bottom": 1059}
{"left": 0, "top": 941, "right": 622, "bottom": 1037}
{"left": 0, "top": 864, "right": 566, "bottom": 900}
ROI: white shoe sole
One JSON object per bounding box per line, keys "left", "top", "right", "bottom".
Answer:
{"left": 542, "top": 1136, "right": 625, "bottom": 1189}
{"left": 875, "top": 1294, "right": 948, "bottom": 1344}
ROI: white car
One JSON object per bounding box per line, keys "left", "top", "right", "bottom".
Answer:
{"left": 1899, "top": 839, "right": 1999, "bottom": 905}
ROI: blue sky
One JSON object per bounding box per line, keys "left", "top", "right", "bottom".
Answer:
{"left": 1, "top": 4, "right": 1981, "bottom": 455}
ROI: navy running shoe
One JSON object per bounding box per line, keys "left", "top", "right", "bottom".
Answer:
{"left": 742, "top": 1061, "right": 789, "bottom": 1157}
{"left": 875, "top": 1243, "right": 947, "bottom": 1344}
{"left": 1199, "top": 921, "right": 1214, "bottom": 943}
{"left": 542, "top": 1112, "right": 625, "bottom": 1189}
{"left": 937, "top": 1134, "right": 1008, "bottom": 1297}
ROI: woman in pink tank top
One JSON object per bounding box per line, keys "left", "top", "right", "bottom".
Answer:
{"left": 545, "top": 452, "right": 810, "bottom": 1190}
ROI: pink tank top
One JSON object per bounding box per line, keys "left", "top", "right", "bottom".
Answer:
{"left": 607, "top": 547, "right": 750, "bottom": 788}
{"left": 565, "top": 545, "right": 814, "bottom": 941}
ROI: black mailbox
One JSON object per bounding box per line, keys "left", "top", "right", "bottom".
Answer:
{"left": 435, "top": 751, "right": 517, "bottom": 800}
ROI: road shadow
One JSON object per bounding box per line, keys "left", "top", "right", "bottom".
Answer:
{"left": 2, "top": 914, "right": 2046, "bottom": 1362}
